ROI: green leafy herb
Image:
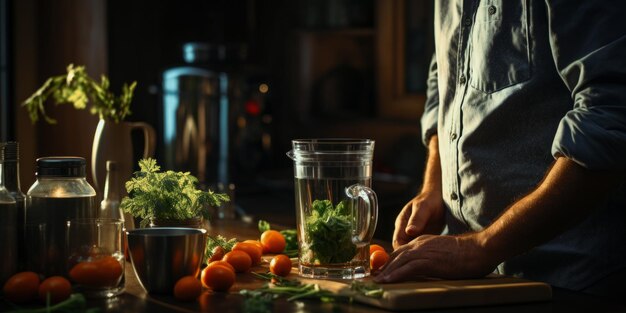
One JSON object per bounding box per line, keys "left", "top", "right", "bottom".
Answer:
{"left": 350, "top": 281, "right": 384, "bottom": 298}
{"left": 251, "top": 272, "right": 302, "bottom": 287}
{"left": 22, "top": 64, "right": 136, "bottom": 123}
{"left": 302, "top": 199, "right": 356, "bottom": 264}
{"left": 258, "top": 220, "right": 271, "bottom": 233}
{"left": 120, "top": 158, "right": 229, "bottom": 228}
{"left": 204, "top": 235, "right": 238, "bottom": 263}
{"left": 241, "top": 279, "right": 342, "bottom": 310}
{"left": 257, "top": 220, "right": 299, "bottom": 258}
{"left": 240, "top": 291, "right": 275, "bottom": 313}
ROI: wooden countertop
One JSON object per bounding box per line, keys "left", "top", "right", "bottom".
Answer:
{"left": 4, "top": 219, "right": 623, "bottom": 312}
{"left": 84, "top": 219, "right": 624, "bottom": 313}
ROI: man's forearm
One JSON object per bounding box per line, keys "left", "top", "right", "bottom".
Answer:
{"left": 478, "top": 157, "right": 621, "bottom": 262}
{"left": 421, "top": 135, "right": 442, "bottom": 195}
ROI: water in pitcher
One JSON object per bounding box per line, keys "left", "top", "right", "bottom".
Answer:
{"left": 289, "top": 139, "right": 377, "bottom": 279}
{"left": 295, "top": 177, "right": 373, "bottom": 278}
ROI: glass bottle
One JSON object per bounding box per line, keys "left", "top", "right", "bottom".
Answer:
{"left": 100, "top": 161, "right": 123, "bottom": 221}
{"left": 26, "top": 157, "right": 97, "bottom": 276}
{"left": 1, "top": 142, "right": 26, "bottom": 267}
{"left": 0, "top": 146, "right": 17, "bottom": 284}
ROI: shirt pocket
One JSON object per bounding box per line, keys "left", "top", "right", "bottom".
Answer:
{"left": 469, "top": 0, "right": 530, "bottom": 93}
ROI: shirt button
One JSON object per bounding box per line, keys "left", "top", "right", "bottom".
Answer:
{"left": 488, "top": 5, "right": 497, "bottom": 15}
{"left": 463, "top": 18, "right": 472, "bottom": 26}
{"left": 459, "top": 75, "right": 466, "bottom": 85}
{"left": 451, "top": 192, "right": 458, "bottom": 201}
{"left": 451, "top": 133, "right": 458, "bottom": 140}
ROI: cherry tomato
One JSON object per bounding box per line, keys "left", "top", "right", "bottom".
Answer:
{"left": 69, "top": 256, "right": 123, "bottom": 287}
{"left": 206, "top": 260, "right": 235, "bottom": 273}
{"left": 232, "top": 242, "right": 262, "bottom": 265}
{"left": 209, "top": 246, "right": 225, "bottom": 262}
{"left": 69, "top": 262, "right": 104, "bottom": 286}
{"left": 201, "top": 263, "right": 235, "bottom": 292}
{"left": 38, "top": 276, "right": 71, "bottom": 304}
{"left": 223, "top": 250, "right": 252, "bottom": 273}
{"left": 2, "top": 271, "right": 40, "bottom": 303}
{"left": 174, "top": 276, "right": 202, "bottom": 302}
{"left": 260, "top": 230, "right": 286, "bottom": 254}
{"left": 369, "top": 244, "right": 386, "bottom": 255}
{"left": 269, "top": 254, "right": 292, "bottom": 277}
{"left": 98, "top": 256, "right": 124, "bottom": 285}
{"left": 243, "top": 240, "right": 264, "bottom": 252}
{"left": 370, "top": 250, "right": 389, "bottom": 271}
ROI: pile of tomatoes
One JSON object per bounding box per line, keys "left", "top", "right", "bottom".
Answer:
{"left": 2, "top": 272, "right": 72, "bottom": 304}
{"left": 173, "top": 229, "right": 293, "bottom": 302}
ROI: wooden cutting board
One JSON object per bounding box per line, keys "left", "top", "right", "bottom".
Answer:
{"left": 298, "top": 274, "right": 552, "bottom": 311}
{"left": 241, "top": 255, "right": 552, "bottom": 311}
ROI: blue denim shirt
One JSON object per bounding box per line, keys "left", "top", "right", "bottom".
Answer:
{"left": 422, "top": 0, "right": 626, "bottom": 290}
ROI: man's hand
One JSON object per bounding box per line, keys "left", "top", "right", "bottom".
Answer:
{"left": 392, "top": 135, "right": 444, "bottom": 250}
{"left": 375, "top": 233, "right": 498, "bottom": 283}
{"left": 393, "top": 193, "right": 444, "bottom": 249}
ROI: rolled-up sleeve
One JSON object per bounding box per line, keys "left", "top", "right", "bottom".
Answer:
{"left": 547, "top": 0, "right": 626, "bottom": 170}
{"left": 421, "top": 53, "right": 440, "bottom": 146}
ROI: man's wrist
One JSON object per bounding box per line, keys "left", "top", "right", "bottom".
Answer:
{"left": 473, "top": 228, "right": 507, "bottom": 266}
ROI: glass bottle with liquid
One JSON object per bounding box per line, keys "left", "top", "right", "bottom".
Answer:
{"left": 1, "top": 142, "right": 26, "bottom": 267}
{"left": 25, "top": 157, "right": 97, "bottom": 276}
{"left": 0, "top": 146, "right": 17, "bottom": 284}
{"left": 100, "top": 161, "right": 123, "bottom": 221}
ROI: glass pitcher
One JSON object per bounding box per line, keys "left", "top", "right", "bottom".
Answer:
{"left": 287, "top": 139, "right": 378, "bottom": 279}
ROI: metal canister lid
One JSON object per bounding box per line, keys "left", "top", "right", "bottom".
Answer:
{"left": 36, "top": 157, "right": 86, "bottom": 177}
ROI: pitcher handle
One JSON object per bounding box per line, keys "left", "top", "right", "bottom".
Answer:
{"left": 345, "top": 184, "right": 378, "bottom": 245}
{"left": 128, "top": 122, "right": 157, "bottom": 158}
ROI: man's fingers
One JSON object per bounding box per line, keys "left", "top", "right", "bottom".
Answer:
{"left": 392, "top": 203, "right": 413, "bottom": 249}
{"left": 374, "top": 259, "right": 428, "bottom": 283}
{"left": 378, "top": 245, "right": 415, "bottom": 278}
{"left": 405, "top": 202, "right": 429, "bottom": 237}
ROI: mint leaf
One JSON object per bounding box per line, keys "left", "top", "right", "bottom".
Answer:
{"left": 303, "top": 200, "right": 356, "bottom": 264}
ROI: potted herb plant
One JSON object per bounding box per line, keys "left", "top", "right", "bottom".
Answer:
{"left": 120, "top": 158, "right": 229, "bottom": 228}
{"left": 22, "top": 64, "right": 155, "bottom": 194}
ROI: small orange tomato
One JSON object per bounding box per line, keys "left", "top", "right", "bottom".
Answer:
{"left": 232, "top": 242, "right": 262, "bottom": 265}
{"left": 174, "top": 276, "right": 202, "bottom": 302}
{"left": 2, "top": 271, "right": 40, "bottom": 303}
{"left": 370, "top": 250, "right": 389, "bottom": 271}
{"left": 69, "top": 261, "right": 109, "bottom": 287}
{"left": 223, "top": 250, "right": 252, "bottom": 273}
{"left": 38, "top": 276, "right": 72, "bottom": 304}
{"left": 206, "top": 260, "right": 236, "bottom": 273}
{"left": 369, "top": 244, "right": 386, "bottom": 255}
{"left": 260, "top": 230, "right": 286, "bottom": 254}
{"left": 269, "top": 254, "right": 292, "bottom": 277}
{"left": 243, "top": 240, "right": 264, "bottom": 252}
{"left": 98, "top": 256, "right": 124, "bottom": 285}
{"left": 201, "top": 264, "right": 235, "bottom": 292}
{"left": 208, "top": 246, "right": 225, "bottom": 262}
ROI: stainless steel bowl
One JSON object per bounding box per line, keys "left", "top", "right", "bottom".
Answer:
{"left": 126, "top": 227, "right": 207, "bottom": 294}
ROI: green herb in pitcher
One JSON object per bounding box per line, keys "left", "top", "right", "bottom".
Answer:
{"left": 301, "top": 199, "right": 357, "bottom": 264}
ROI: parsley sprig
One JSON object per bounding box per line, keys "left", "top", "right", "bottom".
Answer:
{"left": 22, "top": 64, "right": 136, "bottom": 123}
{"left": 241, "top": 272, "right": 384, "bottom": 312}
{"left": 120, "top": 158, "right": 229, "bottom": 227}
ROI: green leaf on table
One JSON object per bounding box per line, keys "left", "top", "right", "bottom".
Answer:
{"left": 258, "top": 220, "right": 271, "bottom": 233}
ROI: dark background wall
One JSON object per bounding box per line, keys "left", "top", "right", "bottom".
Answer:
{"left": 8, "top": 0, "right": 430, "bottom": 240}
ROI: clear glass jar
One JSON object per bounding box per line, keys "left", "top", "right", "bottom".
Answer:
{"left": 25, "top": 157, "right": 97, "bottom": 276}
